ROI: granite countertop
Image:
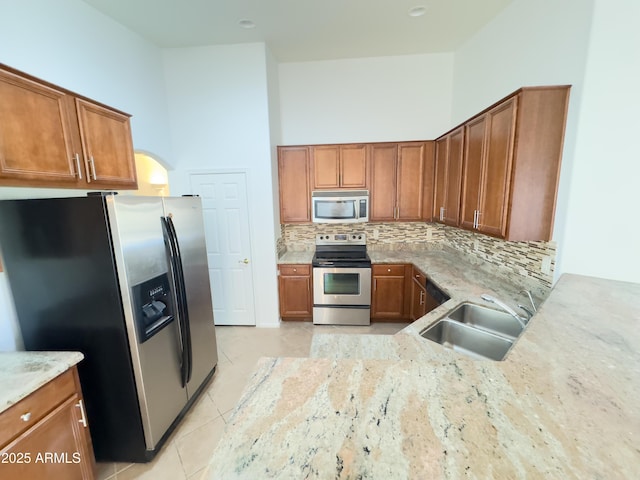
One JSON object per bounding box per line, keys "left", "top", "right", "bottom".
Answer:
{"left": 208, "top": 250, "right": 640, "bottom": 478}
{"left": 0, "top": 351, "right": 84, "bottom": 414}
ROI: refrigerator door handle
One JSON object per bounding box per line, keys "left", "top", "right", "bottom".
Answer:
{"left": 166, "top": 215, "right": 193, "bottom": 384}
{"left": 161, "top": 216, "right": 190, "bottom": 387}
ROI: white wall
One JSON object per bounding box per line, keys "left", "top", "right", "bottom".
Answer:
{"left": 162, "top": 43, "right": 280, "bottom": 327}
{"left": 279, "top": 53, "right": 454, "bottom": 144}
{"left": 559, "top": 0, "right": 640, "bottom": 282}
{"left": 0, "top": 0, "right": 173, "bottom": 350}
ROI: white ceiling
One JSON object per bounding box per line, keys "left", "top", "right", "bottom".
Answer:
{"left": 81, "top": 0, "right": 513, "bottom": 62}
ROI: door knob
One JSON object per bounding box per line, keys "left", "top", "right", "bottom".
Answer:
{"left": 239, "top": 258, "right": 249, "bottom": 264}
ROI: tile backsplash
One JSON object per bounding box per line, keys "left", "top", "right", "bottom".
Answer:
{"left": 281, "top": 222, "right": 556, "bottom": 290}
{"left": 281, "top": 223, "right": 445, "bottom": 250}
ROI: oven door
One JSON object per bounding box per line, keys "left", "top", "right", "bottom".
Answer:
{"left": 313, "top": 267, "right": 372, "bottom": 306}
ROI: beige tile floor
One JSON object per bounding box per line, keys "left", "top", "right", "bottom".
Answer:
{"left": 96, "top": 321, "right": 408, "bottom": 480}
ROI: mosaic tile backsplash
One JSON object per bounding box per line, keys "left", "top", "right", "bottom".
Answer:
{"left": 281, "top": 222, "right": 556, "bottom": 289}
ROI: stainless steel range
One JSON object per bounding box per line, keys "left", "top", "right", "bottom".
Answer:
{"left": 312, "top": 233, "right": 372, "bottom": 325}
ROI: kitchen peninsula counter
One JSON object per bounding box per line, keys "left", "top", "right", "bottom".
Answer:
{"left": 0, "top": 351, "right": 84, "bottom": 413}
{"left": 212, "top": 258, "right": 640, "bottom": 477}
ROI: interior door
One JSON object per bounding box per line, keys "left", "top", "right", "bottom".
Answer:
{"left": 190, "top": 172, "right": 256, "bottom": 326}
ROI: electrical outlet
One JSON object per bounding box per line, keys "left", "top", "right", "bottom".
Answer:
{"left": 473, "top": 239, "right": 480, "bottom": 251}
{"left": 541, "top": 256, "right": 552, "bottom": 274}
{"left": 426, "top": 228, "right": 432, "bottom": 241}
{"left": 373, "top": 229, "right": 379, "bottom": 240}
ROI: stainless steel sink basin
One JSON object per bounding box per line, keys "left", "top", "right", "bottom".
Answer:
{"left": 421, "top": 319, "right": 514, "bottom": 361}
{"left": 447, "top": 303, "right": 523, "bottom": 340}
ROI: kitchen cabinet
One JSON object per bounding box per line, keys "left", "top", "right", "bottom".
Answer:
{"left": 371, "top": 264, "right": 408, "bottom": 320}
{"left": 311, "top": 144, "right": 367, "bottom": 189}
{"left": 410, "top": 267, "right": 427, "bottom": 321}
{"left": 370, "top": 142, "right": 426, "bottom": 221}
{"left": 433, "top": 127, "right": 464, "bottom": 226}
{"left": 461, "top": 98, "right": 517, "bottom": 237}
{"left": 0, "top": 64, "right": 137, "bottom": 190}
{"left": 459, "top": 86, "right": 570, "bottom": 240}
{"left": 278, "top": 146, "right": 311, "bottom": 223}
{"left": 278, "top": 264, "right": 312, "bottom": 319}
{"left": 0, "top": 366, "right": 95, "bottom": 480}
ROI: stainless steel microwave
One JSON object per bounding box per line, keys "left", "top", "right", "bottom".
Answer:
{"left": 312, "top": 190, "right": 369, "bottom": 223}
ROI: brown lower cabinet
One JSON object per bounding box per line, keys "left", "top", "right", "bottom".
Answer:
{"left": 278, "top": 264, "right": 312, "bottom": 319}
{"left": 371, "top": 264, "right": 409, "bottom": 320}
{"left": 0, "top": 366, "right": 95, "bottom": 480}
{"left": 410, "top": 267, "right": 428, "bottom": 321}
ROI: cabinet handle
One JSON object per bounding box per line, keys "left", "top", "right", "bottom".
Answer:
{"left": 419, "top": 290, "right": 425, "bottom": 306}
{"left": 374, "top": 279, "right": 377, "bottom": 291}
{"left": 89, "top": 156, "right": 97, "bottom": 181}
{"left": 73, "top": 153, "right": 82, "bottom": 180}
{"left": 474, "top": 210, "right": 481, "bottom": 229}
{"left": 20, "top": 412, "right": 32, "bottom": 422}
{"left": 76, "top": 399, "right": 88, "bottom": 427}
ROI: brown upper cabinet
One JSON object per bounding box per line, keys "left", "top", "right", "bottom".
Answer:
{"left": 0, "top": 64, "right": 137, "bottom": 190}
{"left": 459, "top": 86, "right": 570, "bottom": 241}
{"left": 370, "top": 142, "right": 427, "bottom": 222}
{"left": 433, "top": 127, "right": 464, "bottom": 226}
{"left": 311, "top": 144, "right": 367, "bottom": 189}
{"left": 278, "top": 146, "right": 311, "bottom": 223}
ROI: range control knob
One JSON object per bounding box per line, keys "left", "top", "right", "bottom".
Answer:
{"left": 358, "top": 235, "right": 362, "bottom": 240}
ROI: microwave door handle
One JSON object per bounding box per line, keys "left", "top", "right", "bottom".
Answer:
{"left": 355, "top": 200, "right": 359, "bottom": 219}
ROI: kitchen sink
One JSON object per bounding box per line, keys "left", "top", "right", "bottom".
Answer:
{"left": 421, "top": 319, "right": 515, "bottom": 361}
{"left": 447, "top": 303, "right": 523, "bottom": 340}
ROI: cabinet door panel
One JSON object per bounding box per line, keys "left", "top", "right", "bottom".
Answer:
{"left": 1, "top": 395, "right": 94, "bottom": 480}
{"left": 433, "top": 137, "right": 448, "bottom": 222}
{"left": 371, "top": 276, "right": 405, "bottom": 319}
{"left": 312, "top": 146, "right": 340, "bottom": 189}
{"left": 461, "top": 116, "right": 486, "bottom": 230}
{"left": 443, "top": 128, "right": 464, "bottom": 226}
{"left": 369, "top": 144, "right": 397, "bottom": 221}
{"left": 479, "top": 99, "right": 517, "bottom": 237}
{"left": 396, "top": 143, "right": 424, "bottom": 220}
{"left": 340, "top": 145, "right": 367, "bottom": 188}
{"left": 410, "top": 279, "right": 426, "bottom": 321}
{"left": 279, "top": 275, "right": 312, "bottom": 318}
{"left": 0, "top": 70, "right": 79, "bottom": 185}
{"left": 278, "top": 147, "right": 311, "bottom": 223}
{"left": 76, "top": 99, "right": 136, "bottom": 188}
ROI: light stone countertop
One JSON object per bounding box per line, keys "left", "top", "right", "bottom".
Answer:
{"left": 0, "top": 351, "right": 84, "bottom": 414}
{"left": 204, "top": 273, "right": 640, "bottom": 478}
{"left": 212, "top": 248, "right": 640, "bottom": 477}
{"left": 277, "top": 250, "right": 314, "bottom": 264}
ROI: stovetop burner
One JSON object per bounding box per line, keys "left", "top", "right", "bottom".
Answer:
{"left": 312, "top": 232, "right": 371, "bottom": 268}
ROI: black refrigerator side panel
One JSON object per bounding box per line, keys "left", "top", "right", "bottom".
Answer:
{"left": 0, "top": 196, "right": 147, "bottom": 462}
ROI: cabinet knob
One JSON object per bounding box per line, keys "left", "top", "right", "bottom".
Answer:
{"left": 387, "top": 268, "right": 391, "bottom": 272}
{"left": 293, "top": 268, "right": 297, "bottom": 272}
{"left": 20, "top": 412, "right": 31, "bottom": 422}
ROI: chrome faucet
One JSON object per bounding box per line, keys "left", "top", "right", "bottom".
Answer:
{"left": 481, "top": 294, "right": 527, "bottom": 329}
{"left": 520, "top": 289, "right": 537, "bottom": 312}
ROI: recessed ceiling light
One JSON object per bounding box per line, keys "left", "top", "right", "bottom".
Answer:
{"left": 408, "top": 6, "right": 427, "bottom": 17}
{"left": 238, "top": 19, "right": 256, "bottom": 29}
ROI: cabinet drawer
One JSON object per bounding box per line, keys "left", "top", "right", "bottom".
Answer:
{"left": 0, "top": 369, "right": 76, "bottom": 447}
{"left": 412, "top": 266, "right": 426, "bottom": 285}
{"left": 279, "top": 264, "right": 310, "bottom": 276}
{"left": 373, "top": 264, "right": 406, "bottom": 277}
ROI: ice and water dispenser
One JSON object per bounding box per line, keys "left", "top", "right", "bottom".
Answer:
{"left": 132, "top": 273, "right": 176, "bottom": 343}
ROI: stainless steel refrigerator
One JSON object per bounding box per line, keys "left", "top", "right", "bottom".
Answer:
{"left": 0, "top": 193, "right": 218, "bottom": 462}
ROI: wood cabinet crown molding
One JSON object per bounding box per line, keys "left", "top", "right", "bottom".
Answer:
{"left": 0, "top": 63, "right": 137, "bottom": 190}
